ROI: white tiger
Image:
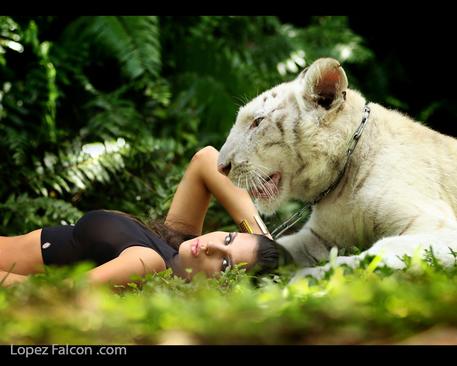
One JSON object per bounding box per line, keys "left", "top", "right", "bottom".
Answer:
{"left": 217, "top": 57, "right": 457, "bottom": 279}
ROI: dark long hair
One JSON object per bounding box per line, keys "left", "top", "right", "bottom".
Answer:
{"left": 251, "top": 234, "right": 293, "bottom": 276}
{"left": 145, "top": 220, "right": 197, "bottom": 251}
{"left": 102, "top": 210, "right": 196, "bottom": 250}
{"left": 105, "top": 210, "right": 289, "bottom": 275}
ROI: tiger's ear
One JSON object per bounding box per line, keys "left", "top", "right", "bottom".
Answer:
{"left": 301, "top": 58, "right": 348, "bottom": 110}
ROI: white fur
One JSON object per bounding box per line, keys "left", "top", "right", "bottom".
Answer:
{"left": 219, "top": 58, "right": 457, "bottom": 279}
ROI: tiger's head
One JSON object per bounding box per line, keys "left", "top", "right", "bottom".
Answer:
{"left": 218, "top": 58, "right": 365, "bottom": 215}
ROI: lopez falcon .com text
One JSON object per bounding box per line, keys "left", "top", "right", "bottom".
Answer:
{"left": 10, "top": 345, "right": 127, "bottom": 357}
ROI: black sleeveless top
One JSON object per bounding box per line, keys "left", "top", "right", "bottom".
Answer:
{"left": 40, "top": 210, "right": 178, "bottom": 268}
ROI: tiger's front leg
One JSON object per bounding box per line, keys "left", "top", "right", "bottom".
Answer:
{"left": 276, "top": 223, "right": 331, "bottom": 267}
{"left": 291, "top": 226, "right": 457, "bottom": 281}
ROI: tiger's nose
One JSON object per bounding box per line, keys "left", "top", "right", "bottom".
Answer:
{"left": 217, "top": 162, "right": 232, "bottom": 176}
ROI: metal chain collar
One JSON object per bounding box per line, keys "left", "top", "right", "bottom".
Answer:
{"left": 270, "top": 102, "right": 371, "bottom": 239}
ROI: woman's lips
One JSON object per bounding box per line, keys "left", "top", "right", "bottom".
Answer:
{"left": 191, "top": 239, "right": 200, "bottom": 257}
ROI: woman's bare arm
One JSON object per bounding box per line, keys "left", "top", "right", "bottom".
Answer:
{"left": 87, "top": 246, "right": 165, "bottom": 286}
{"left": 1, "top": 247, "right": 163, "bottom": 288}
{"left": 165, "top": 146, "right": 269, "bottom": 236}
{"left": 0, "top": 270, "right": 28, "bottom": 287}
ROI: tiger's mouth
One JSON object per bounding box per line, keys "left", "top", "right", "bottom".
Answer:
{"left": 248, "top": 172, "right": 282, "bottom": 200}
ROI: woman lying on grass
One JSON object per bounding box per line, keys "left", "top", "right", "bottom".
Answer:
{"left": 0, "top": 146, "right": 287, "bottom": 287}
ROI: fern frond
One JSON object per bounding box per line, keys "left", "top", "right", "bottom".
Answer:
{"left": 0, "top": 193, "right": 83, "bottom": 234}
{"left": 0, "top": 125, "right": 30, "bottom": 165}
{"left": 62, "top": 16, "right": 161, "bottom": 81}
{"left": 31, "top": 138, "right": 129, "bottom": 197}
{"left": 81, "top": 91, "right": 145, "bottom": 141}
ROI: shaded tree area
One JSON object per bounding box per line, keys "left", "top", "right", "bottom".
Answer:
{"left": 349, "top": 14, "right": 457, "bottom": 138}
{"left": 2, "top": 15, "right": 451, "bottom": 237}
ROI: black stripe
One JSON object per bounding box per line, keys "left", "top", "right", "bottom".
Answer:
{"left": 309, "top": 228, "right": 333, "bottom": 249}
{"left": 293, "top": 122, "right": 303, "bottom": 145}
{"left": 371, "top": 187, "right": 389, "bottom": 236}
{"left": 294, "top": 163, "right": 307, "bottom": 177}
{"left": 276, "top": 117, "right": 285, "bottom": 138}
{"left": 264, "top": 141, "right": 283, "bottom": 149}
{"left": 399, "top": 216, "right": 418, "bottom": 235}
{"left": 295, "top": 151, "right": 306, "bottom": 166}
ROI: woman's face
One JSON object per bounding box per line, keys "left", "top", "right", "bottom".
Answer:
{"left": 178, "top": 231, "right": 258, "bottom": 279}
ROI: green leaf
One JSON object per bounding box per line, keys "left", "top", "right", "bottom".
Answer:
{"left": 63, "top": 16, "right": 161, "bottom": 81}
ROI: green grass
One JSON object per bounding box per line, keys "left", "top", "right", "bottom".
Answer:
{"left": 2, "top": 253, "right": 457, "bottom": 345}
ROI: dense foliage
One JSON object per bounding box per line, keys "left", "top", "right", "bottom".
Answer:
{"left": 0, "top": 16, "right": 372, "bottom": 234}
{"left": 2, "top": 255, "right": 457, "bottom": 344}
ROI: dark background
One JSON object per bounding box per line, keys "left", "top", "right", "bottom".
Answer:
{"left": 280, "top": 15, "right": 457, "bottom": 138}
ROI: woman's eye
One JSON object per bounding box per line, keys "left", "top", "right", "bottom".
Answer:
{"left": 221, "top": 258, "right": 230, "bottom": 272}
{"left": 222, "top": 234, "right": 233, "bottom": 271}
{"left": 224, "top": 233, "right": 232, "bottom": 245}
{"left": 250, "top": 116, "right": 264, "bottom": 129}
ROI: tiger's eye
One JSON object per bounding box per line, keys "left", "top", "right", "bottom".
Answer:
{"left": 251, "top": 116, "right": 264, "bottom": 129}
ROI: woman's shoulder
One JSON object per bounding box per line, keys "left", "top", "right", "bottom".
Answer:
{"left": 119, "top": 246, "right": 167, "bottom": 273}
